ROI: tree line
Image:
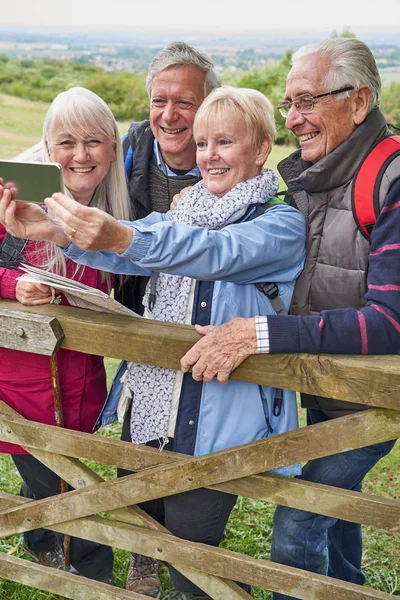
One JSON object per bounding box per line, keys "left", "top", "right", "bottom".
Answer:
{"left": 0, "top": 52, "right": 399, "bottom": 145}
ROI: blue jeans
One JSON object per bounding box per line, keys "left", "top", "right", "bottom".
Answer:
{"left": 270, "top": 408, "right": 397, "bottom": 600}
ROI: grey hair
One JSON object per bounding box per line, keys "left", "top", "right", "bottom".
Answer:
{"left": 30, "top": 87, "right": 130, "bottom": 278}
{"left": 146, "top": 41, "right": 221, "bottom": 99}
{"left": 194, "top": 85, "right": 276, "bottom": 151}
{"left": 292, "top": 38, "right": 381, "bottom": 112}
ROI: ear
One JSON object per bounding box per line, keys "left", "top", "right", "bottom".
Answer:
{"left": 353, "top": 85, "right": 371, "bottom": 125}
{"left": 256, "top": 135, "right": 272, "bottom": 167}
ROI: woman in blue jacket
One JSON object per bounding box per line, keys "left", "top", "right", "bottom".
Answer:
{"left": 1, "top": 86, "right": 306, "bottom": 600}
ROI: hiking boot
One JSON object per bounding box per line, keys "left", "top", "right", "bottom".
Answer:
{"left": 22, "top": 542, "right": 65, "bottom": 570}
{"left": 125, "top": 553, "right": 161, "bottom": 598}
{"left": 162, "top": 590, "right": 211, "bottom": 600}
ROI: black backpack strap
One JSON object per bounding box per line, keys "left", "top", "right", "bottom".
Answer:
{"left": 255, "top": 282, "right": 287, "bottom": 315}
{"left": 251, "top": 198, "right": 289, "bottom": 316}
{"left": 0, "top": 233, "right": 28, "bottom": 268}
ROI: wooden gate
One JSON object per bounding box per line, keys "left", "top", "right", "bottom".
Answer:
{"left": 0, "top": 300, "right": 399, "bottom": 600}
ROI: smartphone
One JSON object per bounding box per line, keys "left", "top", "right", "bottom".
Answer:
{"left": 0, "top": 160, "right": 64, "bottom": 204}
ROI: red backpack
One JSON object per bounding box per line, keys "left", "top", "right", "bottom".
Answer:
{"left": 352, "top": 135, "right": 400, "bottom": 239}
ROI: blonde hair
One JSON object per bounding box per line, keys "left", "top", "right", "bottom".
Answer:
{"left": 193, "top": 85, "right": 276, "bottom": 150}
{"left": 27, "top": 87, "right": 130, "bottom": 280}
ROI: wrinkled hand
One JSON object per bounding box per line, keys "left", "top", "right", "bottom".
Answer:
{"left": 16, "top": 276, "right": 53, "bottom": 306}
{"left": 170, "top": 186, "right": 192, "bottom": 210}
{"left": 45, "top": 193, "right": 133, "bottom": 252}
{"left": 0, "top": 184, "right": 66, "bottom": 245}
{"left": 180, "top": 317, "right": 257, "bottom": 384}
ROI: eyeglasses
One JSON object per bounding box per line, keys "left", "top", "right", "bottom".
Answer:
{"left": 277, "top": 86, "right": 354, "bottom": 119}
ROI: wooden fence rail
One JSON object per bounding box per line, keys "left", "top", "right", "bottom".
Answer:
{"left": 0, "top": 300, "right": 399, "bottom": 600}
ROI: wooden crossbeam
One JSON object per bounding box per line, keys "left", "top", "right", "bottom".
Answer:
{"left": 0, "top": 403, "right": 251, "bottom": 600}
{"left": 1, "top": 404, "right": 398, "bottom": 531}
{"left": 0, "top": 551, "right": 143, "bottom": 600}
{"left": 0, "top": 492, "right": 393, "bottom": 600}
{"left": 0, "top": 408, "right": 399, "bottom": 538}
{"left": 1, "top": 300, "right": 400, "bottom": 409}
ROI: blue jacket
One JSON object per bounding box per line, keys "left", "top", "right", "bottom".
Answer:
{"left": 64, "top": 202, "right": 306, "bottom": 476}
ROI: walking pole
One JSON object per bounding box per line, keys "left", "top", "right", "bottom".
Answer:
{"left": 49, "top": 353, "right": 71, "bottom": 570}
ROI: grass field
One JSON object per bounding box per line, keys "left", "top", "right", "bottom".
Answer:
{"left": 0, "top": 93, "right": 399, "bottom": 598}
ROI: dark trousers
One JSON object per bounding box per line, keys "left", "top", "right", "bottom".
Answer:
{"left": 12, "top": 453, "right": 114, "bottom": 581}
{"left": 119, "top": 406, "right": 237, "bottom": 595}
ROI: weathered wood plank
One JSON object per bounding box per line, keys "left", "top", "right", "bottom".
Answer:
{"left": 0, "top": 407, "right": 177, "bottom": 472}
{"left": 0, "top": 404, "right": 251, "bottom": 600}
{"left": 1, "top": 299, "right": 400, "bottom": 408}
{"left": 0, "top": 408, "right": 398, "bottom": 537}
{"left": 0, "top": 552, "right": 143, "bottom": 600}
{"left": 0, "top": 493, "right": 393, "bottom": 600}
{"left": 0, "top": 307, "right": 64, "bottom": 355}
{"left": 217, "top": 472, "right": 400, "bottom": 532}
{"left": 1, "top": 404, "right": 398, "bottom": 531}
{"left": 62, "top": 517, "right": 395, "bottom": 600}
{"left": 0, "top": 493, "right": 251, "bottom": 600}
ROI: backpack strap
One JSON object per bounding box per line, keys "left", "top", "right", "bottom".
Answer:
{"left": 352, "top": 135, "right": 400, "bottom": 239}
{"left": 0, "top": 233, "right": 28, "bottom": 268}
{"left": 252, "top": 197, "right": 289, "bottom": 316}
{"left": 122, "top": 133, "right": 134, "bottom": 179}
{"left": 255, "top": 281, "right": 287, "bottom": 315}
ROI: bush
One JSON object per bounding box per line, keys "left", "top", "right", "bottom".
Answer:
{"left": 233, "top": 51, "right": 294, "bottom": 145}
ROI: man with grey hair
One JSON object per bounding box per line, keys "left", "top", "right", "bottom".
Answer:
{"left": 114, "top": 41, "right": 221, "bottom": 598}
{"left": 116, "top": 41, "right": 221, "bottom": 314}
{"left": 181, "top": 37, "right": 399, "bottom": 598}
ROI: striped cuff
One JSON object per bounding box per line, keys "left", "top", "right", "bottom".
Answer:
{"left": 255, "top": 316, "right": 270, "bottom": 353}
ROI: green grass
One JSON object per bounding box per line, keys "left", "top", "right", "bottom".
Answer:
{"left": 0, "top": 94, "right": 399, "bottom": 598}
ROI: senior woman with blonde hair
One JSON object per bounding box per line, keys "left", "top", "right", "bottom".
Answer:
{"left": 0, "top": 86, "right": 130, "bottom": 584}
{"left": 1, "top": 86, "right": 305, "bottom": 599}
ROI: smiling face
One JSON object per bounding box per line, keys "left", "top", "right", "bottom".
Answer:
{"left": 195, "top": 108, "right": 270, "bottom": 197}
{"left": 284, "top": 55, "right": 360, "bottom": 163}
{"left": 149, "top": 64, "right": 206, "bottom": 171}
{"left": 49, "top": 120, "right": 116, "bottom": 205}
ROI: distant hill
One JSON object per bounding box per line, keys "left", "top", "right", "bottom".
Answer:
{"left": 1, "top": 25, "right": 399, "bottom": 80}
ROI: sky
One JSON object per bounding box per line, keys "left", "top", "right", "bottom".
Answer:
{"left": 0, "top": 0, "right": 399, "bottom": 33}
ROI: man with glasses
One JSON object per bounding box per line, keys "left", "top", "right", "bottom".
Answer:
{"left": 181, "top": 37, "right": 399, "bottom": 598}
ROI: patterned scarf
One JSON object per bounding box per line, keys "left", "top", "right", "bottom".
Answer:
{"left": 124, "top": 169, "right": 279, "bottom": 444}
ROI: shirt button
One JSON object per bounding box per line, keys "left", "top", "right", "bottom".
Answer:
{"left": 201, "top": 301, "right": 207, "bottom": 308}
{"left": 188, "top": 420, "right": 195, "bottom": 425}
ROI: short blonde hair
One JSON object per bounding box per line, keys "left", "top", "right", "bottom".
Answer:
{"left": 193, "top": 86, "right": 276, "bottom": 149}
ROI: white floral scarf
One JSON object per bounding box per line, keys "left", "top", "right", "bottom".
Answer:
{"left": 124, "top": 169, "right": 279, "bottom": 444}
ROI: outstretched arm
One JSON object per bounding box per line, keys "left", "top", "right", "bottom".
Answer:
{"left": 63, "top": 202, "right": 305, "bottom": 284}
{"left": 0, "top": 184, "right": 68, "bottom": 246}
{"left": 44, "top": 193, "right": 134, "bottom": 252}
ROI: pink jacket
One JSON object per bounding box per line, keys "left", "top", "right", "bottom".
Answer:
{"left": 0, "top": 226, "right": 109, "bottom": 454}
